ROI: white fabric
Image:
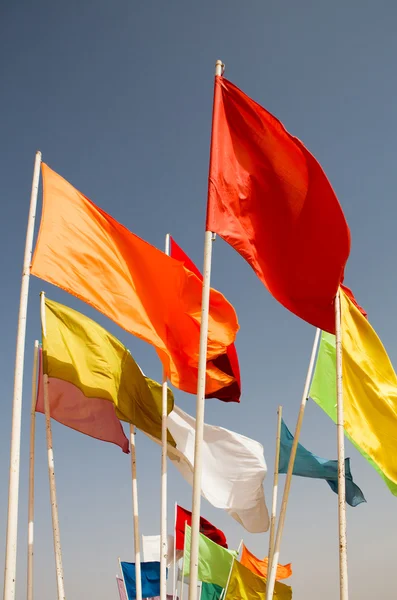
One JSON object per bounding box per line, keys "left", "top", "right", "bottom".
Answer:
{"left": 141, "top": 534, "right": 182, "bottom": 566}
{"left": 147, "top": 405, "right": 269, "bottom": 533}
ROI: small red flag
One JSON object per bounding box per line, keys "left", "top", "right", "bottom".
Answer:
{"left": 170, "top": 236, "right": 241, "bottom": 403}
{"left": 206, "top": 76, "right": 351, "bottom": 335}
{"left": 175, "top": 505, "right": 228, "bottom": 550}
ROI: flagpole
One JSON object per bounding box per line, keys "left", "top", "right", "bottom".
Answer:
{"left": 130, "top": 424, "right": 142, "bottom": 600}
{"left": 40, "top": 292, "right": 66, "bottom": 600}
{"left": 335, "top": 289, "right": 349, "bottom": 600}
{"left": 267, "top": 405, "right": 282, "bottom": 576}
{"left": 160, "top": 234, "right": 171, "bottom": 600}
{"left": 27, "top": 340, "right": 39, "bottom": 600}
{"left": 173, "top": 502, "right": 177, "bottom": 600}
{"left": 188, "top": 58, "right": 223, "bottom": 600}
{"left": 265, "top": 327, "right": 321, "bottom": 600}
{"left": 4, "top": 150, "right": 42, "bottom": 600}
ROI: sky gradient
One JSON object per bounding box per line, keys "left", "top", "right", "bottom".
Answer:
{"left": 1, "top": 2, "right": 396, "bottom": 599}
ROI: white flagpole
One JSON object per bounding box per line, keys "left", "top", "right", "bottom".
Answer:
{"left": 267, "top": 405, "right": 282, "bottom": 576}
{"left": 265, "top": 328, "right": 321, "bottom": 600}
{"left": 40, "top": 292, "right": 66, "bottom": 600}
{"left": 160, "top": 234, "right": 171, "bottom": 600}
{"left": 4, "top": 150, "right": 42, "bottom": 600}
{"left": 27, "top": 340, "right": 39, "bottom": 600}
{"left": 188, "top": 58, "right": 223, "bottom": 600}
{"left": 335, "top": 289, "right": 349, "bottom": 600}
{"left": 130, "top": 424, "right": 142, "bottom": 600}
{"left": 173, "top": 502, "right": 177, "bottom": 600}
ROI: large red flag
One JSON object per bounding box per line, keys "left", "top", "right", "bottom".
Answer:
{"left": 175, "top": 505, "right": 227, "bottom": 550}
{"left": 206, "top": 76, "right": 351, "bottom": 334}
{"left": 169, "top": 236, "right": 241, "bottom": 403}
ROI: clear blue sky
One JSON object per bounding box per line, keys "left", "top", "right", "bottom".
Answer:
{"left": 1, "top": 2, "right": 396, "bottom": 599}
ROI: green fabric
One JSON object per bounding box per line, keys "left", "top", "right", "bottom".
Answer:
{"left": 200, "top": 583, "right": 223, "bottom": 600}
{"left": 43, "top": 298, "right": 175, "bottom": 445}
{"left": 183, "top": 525, "right": 237, "bottom": 588}
{"left": 309, "top": 331, "right": 397, "bottom": 495}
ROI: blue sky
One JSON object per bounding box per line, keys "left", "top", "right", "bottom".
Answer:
{"left": 1, "top": 2, "right": 396, "bottom": 599}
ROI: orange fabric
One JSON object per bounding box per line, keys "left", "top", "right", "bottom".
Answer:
{"left": 240, "top": 544, "right": 292, "bottom": 581}
{"left": 206, "top": 76, "right": 350, "bottom": 334}
{"left": 31, "top": 164, "right": 239, "bottom": 394}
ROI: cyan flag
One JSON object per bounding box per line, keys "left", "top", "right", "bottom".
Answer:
{"left": 120, "top": 561, "right": 167, "bottom": 600}
{"left": 279, "top": 419, "right": 366, "bottom": 507}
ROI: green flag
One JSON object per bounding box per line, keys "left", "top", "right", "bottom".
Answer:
{"left": 200, "top": 583, "right": 223, "bottom": 600}
{"left": 309, "top": 330, "right": 397, "bottom": 495}
{"left": 183, "top": 525, "right": 237, "bottom": 588}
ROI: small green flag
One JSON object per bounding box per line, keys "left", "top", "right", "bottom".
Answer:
{"left": 309, "top": 330, "right": 397, "bottom": 495}
{"left": 183, "top": 525, "right": 237, "bottom": 588}
{"left": 200, "top": 583, "right": 223, "bottom": 600}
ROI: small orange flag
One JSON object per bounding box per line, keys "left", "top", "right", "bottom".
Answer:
{"left": 31, "top": 164, "right": 239, "bottom": 395}
{"left": 240, "top": 544, "right": 292, "bottom": 581}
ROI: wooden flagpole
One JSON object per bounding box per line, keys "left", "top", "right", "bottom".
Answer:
{"left": 4, "top": 150, "right": 42, "bottom": 600}
{"left": 265, "top": 328, "right": 321, "bottom": 600}
{"left": 130, "top": 424, "right": 142, "bottom": 600}
{"left": 188, "top": 58, "right": 223, "bottom": 600}
{"left": 160, "top": 234, "right": 171, "bottom": 600}
{"left": 40, "top": 292, "right": 66, "bottom": 600}
{"left": 27, "top": 340, "right": 39, "bottom": 600}
{"left": 267, "top": 405, "right": 282, "bottom": 574}
{"left": 335, "top": 289, "right": 349, "bottom": 600}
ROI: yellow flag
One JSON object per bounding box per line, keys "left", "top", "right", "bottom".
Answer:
{"left": 341, "top": 289, "right": 397, "bottom": 486}
{"left": 224, "top": 560, "right": 292, "bottom": 600}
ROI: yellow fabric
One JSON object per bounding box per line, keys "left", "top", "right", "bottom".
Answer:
{"left": 341, "top": 289, "right": 397, "bottom": 485}
{"left": 43, "top": 298, "right": 175, "bottom": 445}
{"left": 224, "top": 560, "right": 292, "bottom": 600}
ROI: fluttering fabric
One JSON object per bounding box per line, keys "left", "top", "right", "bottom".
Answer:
{"left": 182, "top": 526, "right": 237, "bottom": 588}
{"left": 224, "top": 559, "right": 292, "bottom": 600}
{"left": 279, "top": 419, "right": 366, "bottom": 507}
{"left": 310, "top": 289, "right": 397, "bottom": 495}
{"left": 116, "top": 576, "right": 128, "bottom": 600}
{"left": 175, "top": 505, "right": 227, "bottom": 550}
{"left": 146, "top": 405, "right": 269, "bottom": 533}
{"left": 142, "top": 534, "right": 183, "bottom": 566}
{"left": 31, "top": 163, "right": 238, "bottom": 396}
{"left": 169, "top": 235, "right": 241, "bottom": 403}
{"left": 120, "top": 562, "right": 165, "bottom": 600}
{"left": 37, "top": 297, "right": 175, "bottom": 450}
{"left": 240, "top": 544, "right": 292, "bottom": 580}
{"left": 206, "top": 76, "right": 350, "bottom": 334}
{"left": 200, "top": 583, "right": 223, "bottom": 600}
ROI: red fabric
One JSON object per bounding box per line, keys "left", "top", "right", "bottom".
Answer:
{"left": 169, "top": 236, "right": 241, "bottom": 403}
{"left": 206, "top": 76, "right": 351, "bottom": 334}
{"left": 175, "top": 505, "right": 228, "bottom": 550}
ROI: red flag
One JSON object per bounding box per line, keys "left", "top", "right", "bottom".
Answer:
{"left": 170, "top": 236, "right": 241, "bottom": 403}
{"left": 206, "top": 76, "right": 351, "bottom": 335}
{"left": 175, "top": 505, "right": 228, "bottom": 550}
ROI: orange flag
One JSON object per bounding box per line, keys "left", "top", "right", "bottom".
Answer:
{"left": 31, "top": 164, "right": 239, "bottom": 395}
{"left": 240, "top": 544, "right": 292, "bottom": 581}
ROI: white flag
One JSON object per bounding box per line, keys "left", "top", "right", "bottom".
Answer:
{"left": 142, "top": 534, "right": 182, "bottom": 566}
{"left": 146, "top": 405, "right": 269, "bottom": 533}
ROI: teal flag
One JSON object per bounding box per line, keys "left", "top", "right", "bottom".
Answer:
{"left": 201, "top": 583, "right": 223, "bottom": 600}
{"left": 279, "top": 419, "right": 366, "bottom": 507}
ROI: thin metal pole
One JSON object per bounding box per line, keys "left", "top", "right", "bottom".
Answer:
{"left": 160, "top": 234, "right": 171, "bottom": 600}
{"left": 130, "top": 424, "right": 142, "bottom": 600}
{"left": 173, "top": 502, "right": 177, "bottom": 600}
{"left": 265, "top": 328, "right": 321, "bottom": 600}
{"left": 267, "top": 406, "right": 282, "bottom": 574}
{"left": 335, "top": 290, "right": 349, "bottom": 600}
{"left": 40, "top": 292, "right": 66, "bottom": 600}
{"left": 27, "top": 340, "right": 39, "bottom": 600}
{"left": 188, "top": 58, "right": 223, "bottom": 600}
{"left": 4, "top": 150, "right": 42, "bottom": 600}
